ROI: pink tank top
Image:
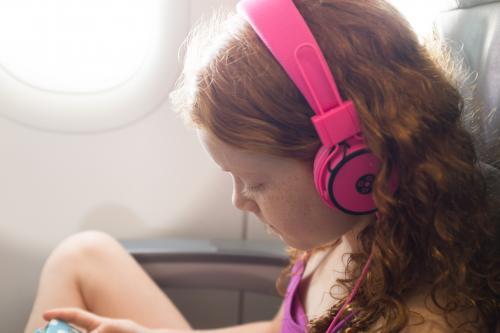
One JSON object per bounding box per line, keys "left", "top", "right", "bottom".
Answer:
{"left": 280, "top": 253, "right": 309, "bottom": 333}
{"left": 280, "top": 253, "right": 356, "bottom": 333}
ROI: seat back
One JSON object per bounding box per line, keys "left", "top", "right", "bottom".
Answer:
{"left": 434, "top": 0, "right": 500, "bottom": 219}
{"left": 435, "top": 0, "right": 500, "bottom": 169}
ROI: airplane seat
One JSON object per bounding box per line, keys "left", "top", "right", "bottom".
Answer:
{"left": 434, "top": 0, "right": 500, "bottom": 213}
{"left": 434, "top": 0, "right": 500, "bottom": 167}
{"left": 120, "top": 237, "right": 288, "bottom": 328}
{"left": 121, "top": 0, "right": 500, "bottom": 329}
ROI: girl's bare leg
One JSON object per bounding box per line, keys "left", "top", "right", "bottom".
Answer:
{"left": 24, "top": 231, "right": 192, "bottom": 333}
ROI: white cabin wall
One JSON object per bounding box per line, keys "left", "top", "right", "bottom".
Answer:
{"left": 0, "top": 0, "right": 280, "bottom": 331}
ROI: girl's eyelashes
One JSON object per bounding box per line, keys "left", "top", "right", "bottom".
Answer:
{"left": 242, "top": 183, "right": 264, "bottom": 197}
{"left": 227, "top": 173, "right": 266, "bottom": 197}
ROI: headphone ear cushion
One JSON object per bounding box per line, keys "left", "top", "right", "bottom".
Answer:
{"left": 314, "top": 138, "right": 395, "bottom": 215}
{"left": 313, "top": 144, "right": 337, "bottom": 205}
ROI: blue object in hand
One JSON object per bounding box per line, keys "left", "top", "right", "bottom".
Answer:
{"left": 34, "top": 319, "right": 81, "bottom": 333}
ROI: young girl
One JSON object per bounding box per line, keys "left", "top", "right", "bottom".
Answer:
{"left": 25, "top": 0, "right": 499, "bottom": 332}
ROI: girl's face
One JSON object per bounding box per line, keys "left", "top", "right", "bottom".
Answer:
{"left": 198, "top": 129, "right": 374, "bottom": 250}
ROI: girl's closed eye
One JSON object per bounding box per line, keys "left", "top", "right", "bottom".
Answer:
{"left": 242, "top": 183, "right": 264, "bottom": 197}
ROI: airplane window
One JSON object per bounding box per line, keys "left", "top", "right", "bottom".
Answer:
{"left": 0, "top": 0, "right": 189, "bottom": 132}
{"left": 0, "top": 0, "right": 153, "bottom": 92}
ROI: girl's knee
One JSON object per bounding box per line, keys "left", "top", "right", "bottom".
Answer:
{"left": 45, "top": 230, "right": 122, "bottom": 271}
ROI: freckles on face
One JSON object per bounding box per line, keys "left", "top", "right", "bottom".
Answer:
{"left": 257, "top": 167, "right": 325, "bottom": 249}
{"left": 197, "top": 129, "right": 359, "bottom": 250}
{"left": 257, "top": 162, "right": 361, "bottom": 250}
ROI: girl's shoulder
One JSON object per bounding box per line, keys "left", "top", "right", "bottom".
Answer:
{"left": 298, "top": 244, "right": 351, "bottom": 321}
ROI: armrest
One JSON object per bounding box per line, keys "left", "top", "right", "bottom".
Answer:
{"left": 120, "top": 238, "right": 289, "bottom": 297}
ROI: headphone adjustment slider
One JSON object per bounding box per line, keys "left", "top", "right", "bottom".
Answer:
{"left": 311, "top": 100, "right": 362, "bottom": 147}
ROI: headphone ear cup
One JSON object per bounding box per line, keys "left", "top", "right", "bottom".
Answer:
{"left": 314, "top": 137, "right": 391, "bottom": 215}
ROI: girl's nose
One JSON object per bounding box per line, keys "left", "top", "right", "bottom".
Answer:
{"left": 231, "top": 176, "right": 259, "bottom": 214}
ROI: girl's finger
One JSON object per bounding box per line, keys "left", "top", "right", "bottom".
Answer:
{"left": 43, "top": 307, "right": 101, "bottom": 331}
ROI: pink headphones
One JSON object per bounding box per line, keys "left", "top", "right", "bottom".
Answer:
{"left": 237, "top": 0, "right": 398, "bottom": 215}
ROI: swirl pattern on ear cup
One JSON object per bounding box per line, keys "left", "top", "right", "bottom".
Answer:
{"left": 314, "top": 135, "right": 397, "bottom": 215}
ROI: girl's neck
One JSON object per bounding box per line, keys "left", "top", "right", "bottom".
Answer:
{"left": 339, "top": 214, "right": 374, "bottom": 253}
{"left": 307, "top": 213, "right": 374, "bottom": 259}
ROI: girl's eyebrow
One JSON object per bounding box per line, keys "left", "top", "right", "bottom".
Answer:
{"left": 220, "top": 166, "right": 259, "bottom": 176}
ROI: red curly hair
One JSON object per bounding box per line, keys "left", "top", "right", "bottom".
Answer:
{"left": 169, "top": 0, "right": 500, "bottom": 331}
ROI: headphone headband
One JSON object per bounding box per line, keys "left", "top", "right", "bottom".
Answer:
{"left": 237, "top": 0, "right": 362, "bottom": 147}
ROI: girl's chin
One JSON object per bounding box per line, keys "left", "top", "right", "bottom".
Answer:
{"left": 266, "top": 224, "right": 280, "bottom": 236}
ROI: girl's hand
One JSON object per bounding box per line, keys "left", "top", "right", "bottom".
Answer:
{"left": 43, "top": 307, "right": 152, "bottom": 333}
